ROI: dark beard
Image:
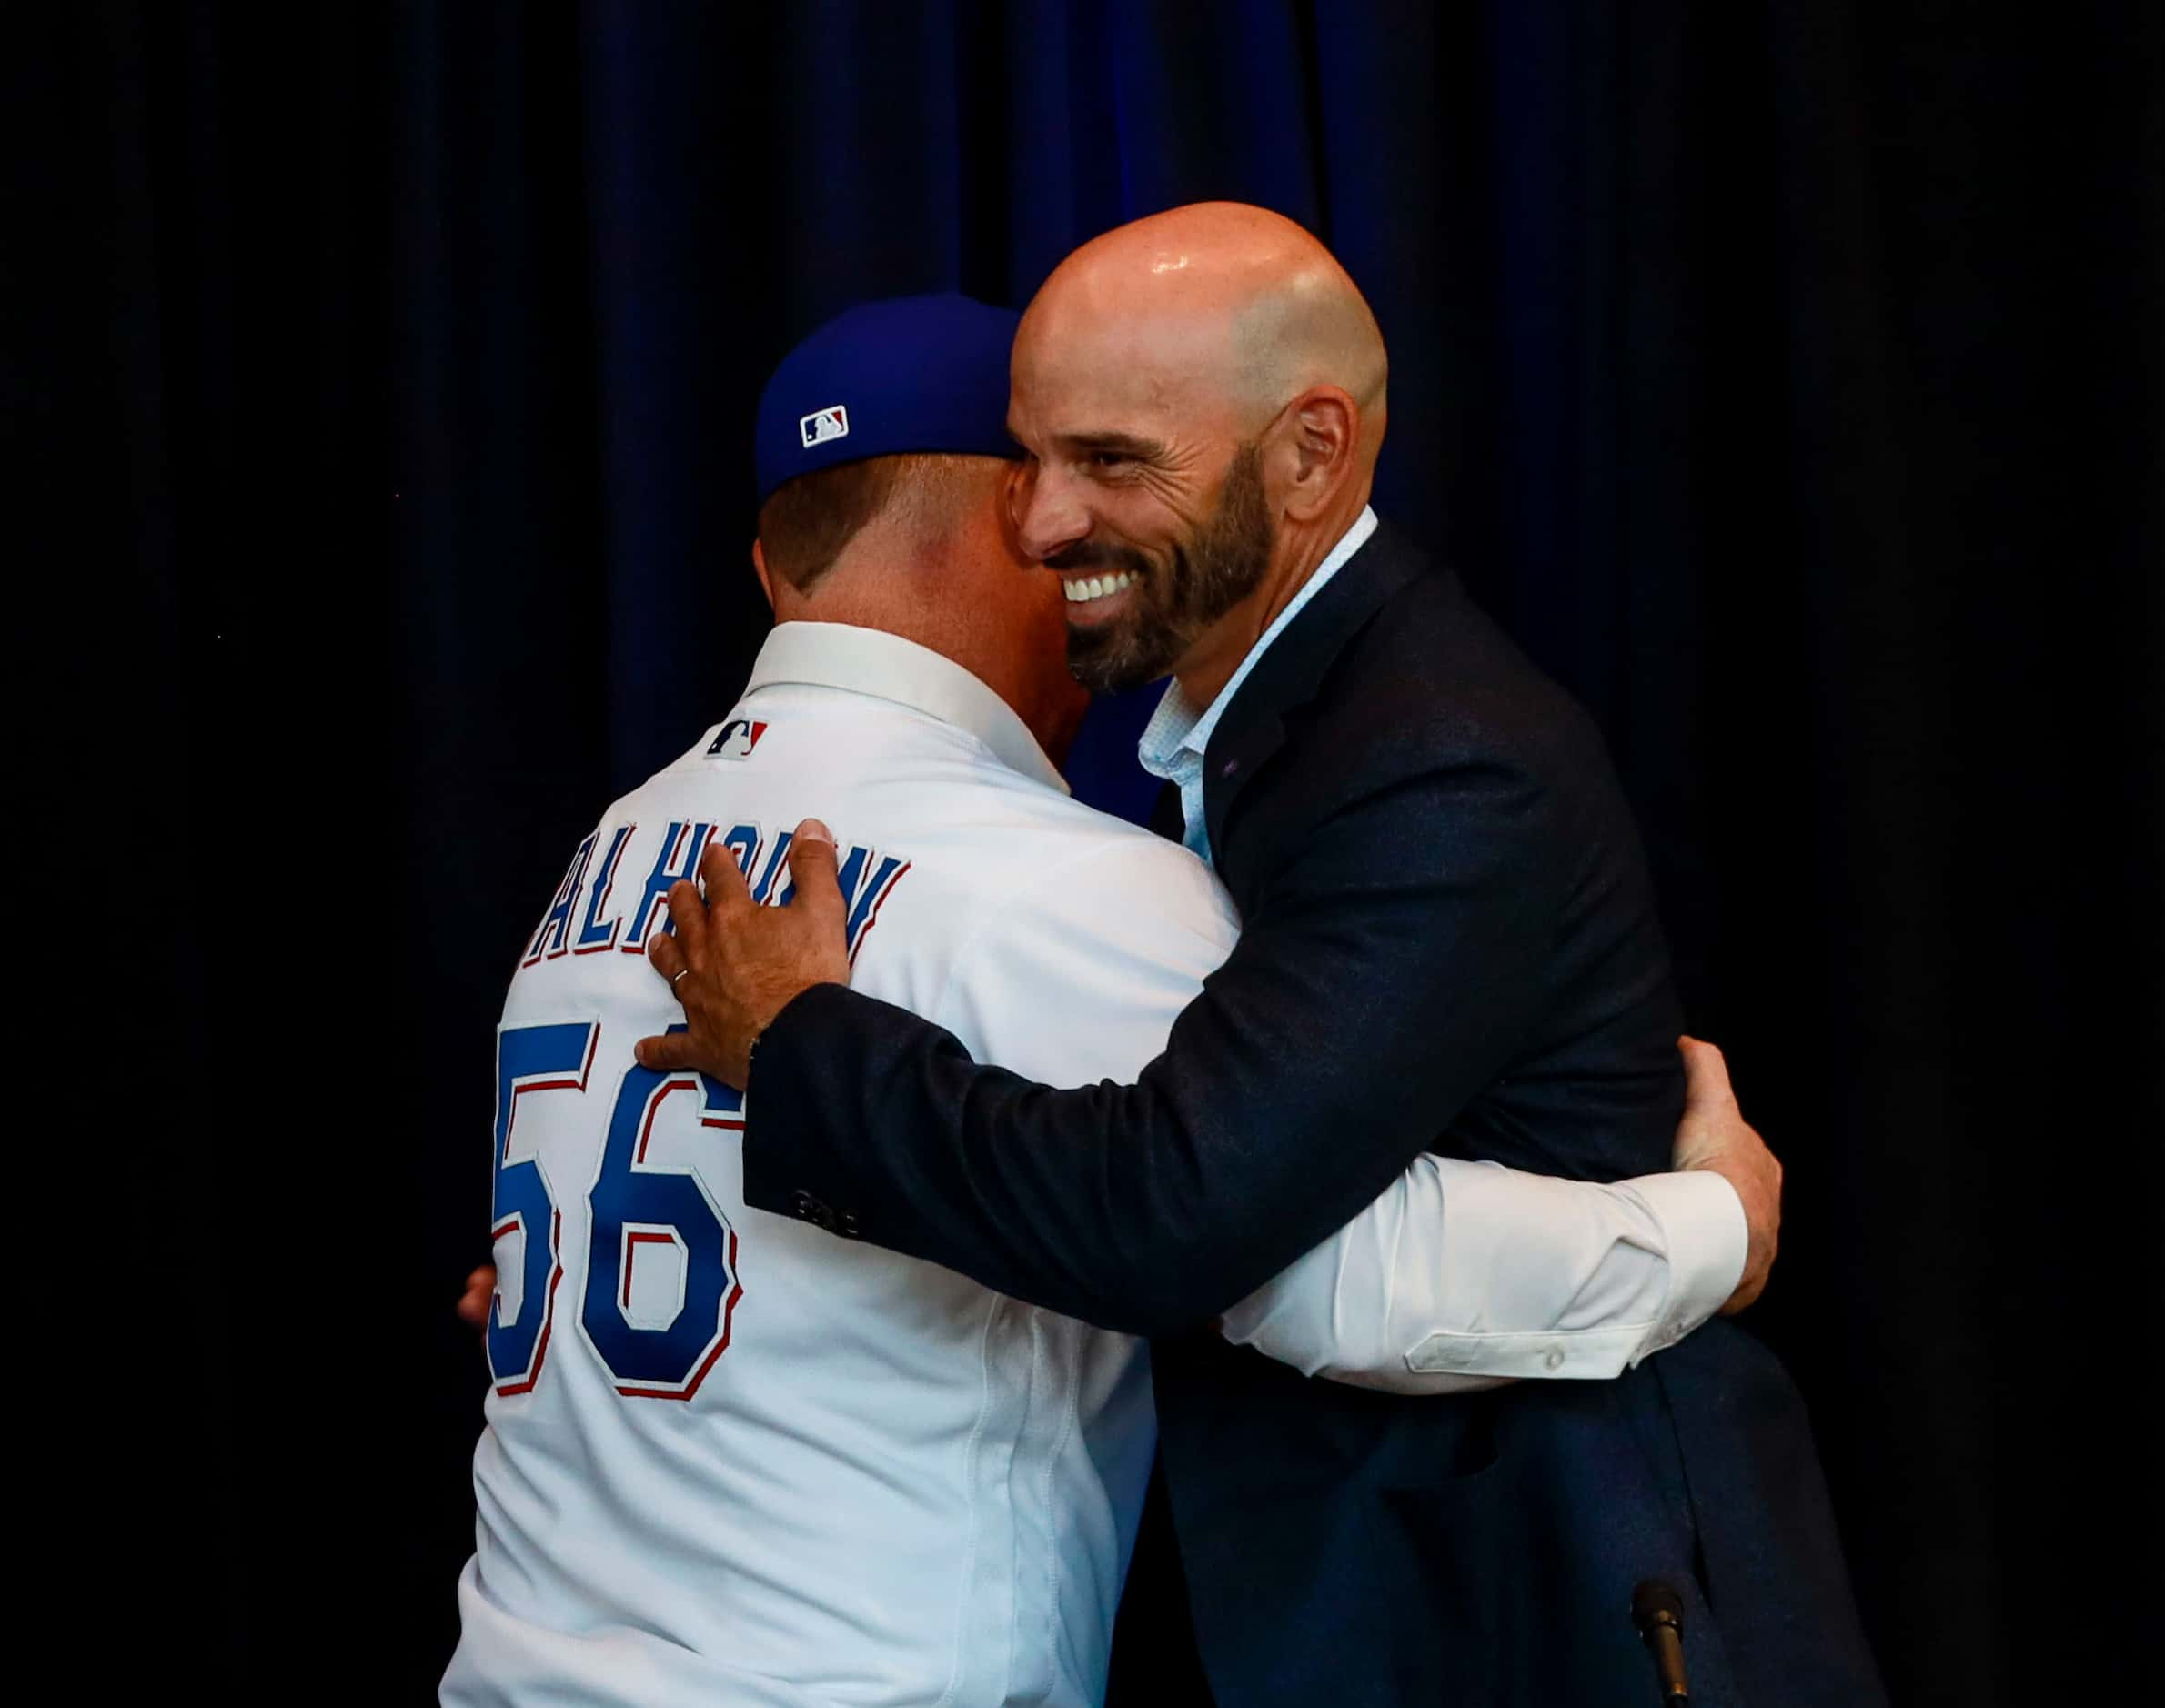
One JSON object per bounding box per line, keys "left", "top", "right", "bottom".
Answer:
{"left": 1059, "top": 442, "right": 1275, "bottom": 694}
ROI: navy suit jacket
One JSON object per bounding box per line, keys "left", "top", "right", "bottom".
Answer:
{"left": 743, "top": 524, "right": 1884, "bottom": 1705}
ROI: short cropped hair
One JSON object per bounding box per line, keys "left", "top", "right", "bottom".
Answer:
{"left": 758, "top": 452, "right": 992, "bottom": 594}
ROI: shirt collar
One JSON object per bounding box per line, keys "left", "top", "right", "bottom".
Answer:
{"left": 742, "top": 620, "right": 1071, "bottom": 796}
{"left": 1139, "top": 505, "right": 1379, "bottom": 776}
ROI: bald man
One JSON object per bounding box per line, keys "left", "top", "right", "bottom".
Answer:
{"left": 648, "top": 206, "right": 1883, "bottom": 1706}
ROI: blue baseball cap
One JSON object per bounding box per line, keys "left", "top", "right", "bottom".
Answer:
{"left": 753, "top": 293, "right": 1022, "bottom": 506}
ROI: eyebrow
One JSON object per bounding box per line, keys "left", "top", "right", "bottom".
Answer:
{"left": 1060, "top": 430, "right": 1166, "bottom": 460}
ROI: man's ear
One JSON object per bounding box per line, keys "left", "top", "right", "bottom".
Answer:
{"left": 1273, "top": 385, "right": 1359, "bottom": 523}
{"left": 751, "top": 539, "right": 776, "bottom": 611}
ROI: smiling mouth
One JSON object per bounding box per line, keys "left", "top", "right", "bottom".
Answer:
{"left": 1061, "top": 570, "right": 1140, "bottom": 606}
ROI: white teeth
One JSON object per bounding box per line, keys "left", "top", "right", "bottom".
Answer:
{"left": 1065, "top": 571, "right": 1135, "bottom": 603}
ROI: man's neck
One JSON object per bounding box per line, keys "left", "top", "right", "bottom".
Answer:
{"left": 768, "top": 584, "right": 1082, "bottom": 769}
{"left": 1173, "top": 490, "right": 1371, "bottom": 709}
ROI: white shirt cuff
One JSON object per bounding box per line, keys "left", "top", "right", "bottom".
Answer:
{"left": 1620, "top": 1169, "right": 1747, "bottom": 1362}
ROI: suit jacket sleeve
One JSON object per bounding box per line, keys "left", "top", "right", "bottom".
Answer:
{"left": 741, "top": 756, "right": 1567, "bottom": 1335}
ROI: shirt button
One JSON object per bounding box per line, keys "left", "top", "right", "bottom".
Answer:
{"left": 1541, "top": 1347, "right": 1566, "bottom": 1371}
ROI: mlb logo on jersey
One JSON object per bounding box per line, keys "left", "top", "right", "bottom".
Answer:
{"left": 706, "top": 718, "right": 770, "bottom": 761}
{"left": 799, "top": 404, "right": 849, "bottom": 447}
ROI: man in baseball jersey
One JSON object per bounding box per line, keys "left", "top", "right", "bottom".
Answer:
{"left": 443, "top": 295, "right": 1775, "bottom": 1704}
{"left": 647, "top": 211, "right": 1883, "bottom": 1707}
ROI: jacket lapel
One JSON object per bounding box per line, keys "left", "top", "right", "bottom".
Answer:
{"left": 1201, "top": 521, "right": 1432, "bottom": 855}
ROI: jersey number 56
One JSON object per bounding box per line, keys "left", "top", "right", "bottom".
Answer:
{"left": 486, "top": 1020, "right": 744, "bottom": 1402}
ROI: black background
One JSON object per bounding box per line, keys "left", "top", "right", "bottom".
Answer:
{"left": 38, "top": 2, "right": 2161, "bottom": 1700}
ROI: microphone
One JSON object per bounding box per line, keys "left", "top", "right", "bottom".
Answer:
{"left": 1630, "top": 1579, "right": 1691, "bottom": 1703}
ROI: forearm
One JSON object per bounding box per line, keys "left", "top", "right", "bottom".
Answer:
{"left": 740, "top": 769, "right": 1564, "bottom": 1335}
{"left": 1218, "top": 1159, "right": 1747, "bottom": 1393}
{"left": 743, "top": 984, "right": 1351, "bottom": 1334}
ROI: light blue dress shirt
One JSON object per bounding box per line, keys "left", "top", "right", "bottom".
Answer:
{"left": 1135, "top": 506, "right": 1379, "bottom": 865}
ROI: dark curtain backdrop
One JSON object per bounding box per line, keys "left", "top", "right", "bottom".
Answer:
{"left": 55, "top": 0, "right": 2159, "bottom": 1700}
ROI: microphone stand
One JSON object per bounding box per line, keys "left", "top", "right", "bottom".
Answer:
{"left": 1631, "top": 1579, "right": 1691, "bottom": 1703}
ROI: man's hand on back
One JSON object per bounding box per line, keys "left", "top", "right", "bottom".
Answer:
{"left": 459, "top": 1266, "right": 495, "bottom": 1335}
{"left": 639, "top": 819, "right": 854, "bottom": 1088}
{"left": 1670, "top": 1036, "right": 1782, "bottom": 1314}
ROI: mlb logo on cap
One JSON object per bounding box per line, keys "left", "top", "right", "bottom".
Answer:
{"left": 754, "top": 294, "right": 1022, "bottom": 505}
{"left": 801, "top": 405, "right": 850, "bottom": 448}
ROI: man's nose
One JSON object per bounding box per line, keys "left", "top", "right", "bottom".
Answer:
{"left": 1012, "top": 464, "right": 1091, "bottom": 564}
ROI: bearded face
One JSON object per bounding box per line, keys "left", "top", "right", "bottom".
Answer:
{"left": 1052, "top": 443, "right": 1276, "bottom": 694}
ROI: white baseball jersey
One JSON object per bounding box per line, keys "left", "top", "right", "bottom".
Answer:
{"left": 443, "top": 621, "right": 1743, "bottom": 1707}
